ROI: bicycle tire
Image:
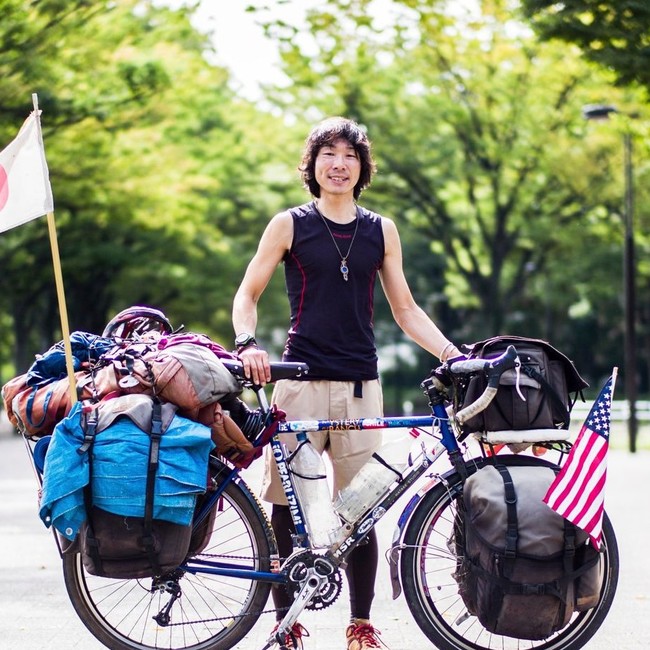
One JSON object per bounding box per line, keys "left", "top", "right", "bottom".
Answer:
{"left": 400, "top": 454, "right": 619, "bottom": 650}
{"left": 62, "top": 474, "right": 275, "bottom": 650}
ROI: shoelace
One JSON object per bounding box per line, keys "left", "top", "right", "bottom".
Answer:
{"left": 349, "top": 624, "right": 383, "bottom": 649}
{"left": 273, "top": 622, "right": 310, "bottom": 649}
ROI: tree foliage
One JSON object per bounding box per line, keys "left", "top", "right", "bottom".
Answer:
{"left": 1, "top": 0, "right": 648, "bottom": 397}
{"left": 0, "top": 0, "right": 294, "bottom": 372}
{"left": 519, "top": 0, "right": 650, "bottom": 94}
{"left": 251, "top": 0, "right": 649, "bottom": 386}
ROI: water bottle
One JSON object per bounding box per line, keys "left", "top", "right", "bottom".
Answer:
{"left": 334, "top": 429, "right": 421, "bottom": 524}
{"left": 289, "top": 434, "right": 342, "bottom": 548}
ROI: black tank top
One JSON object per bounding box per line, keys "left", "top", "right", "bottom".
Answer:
{"left": 282, "top": 201, "right": 385, "bottom": 380}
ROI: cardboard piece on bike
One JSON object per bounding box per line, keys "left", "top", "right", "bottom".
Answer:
{"left": 481, "top": 428, "right": 572, "bottom": 444}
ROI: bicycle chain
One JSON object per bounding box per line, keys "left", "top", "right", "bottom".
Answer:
{"left": 163, "top": 606, "right": 280, "bottom": 627}
{"left": 157, "top": 552, "right": 281, "bottom": 627}
{"left": 160, "top": 549, "right": 341, "bottom": 627}
{"left": 282, "top": 550, "right": 342, "bottom": 611}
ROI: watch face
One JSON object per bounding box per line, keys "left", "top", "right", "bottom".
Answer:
{"left": 235, "top": 333, "right": 255, "bottom": 347}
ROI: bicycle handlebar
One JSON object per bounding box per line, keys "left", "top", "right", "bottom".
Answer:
{"left": 221, "top": 359, "right": 309, "bottom": 384}
{"left": 448, "top": 345, "right": 518, "bottom": 386}
{"left": 447, "top": 345, "right": 519, "bottom": 425}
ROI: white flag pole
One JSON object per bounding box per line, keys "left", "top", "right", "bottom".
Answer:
{"left": 32, "top": 93, "right": 78, "bottom": 406}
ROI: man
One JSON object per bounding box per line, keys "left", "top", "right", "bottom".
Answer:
{"left": 232, "top": 117, "right": 461, "bottom": 650}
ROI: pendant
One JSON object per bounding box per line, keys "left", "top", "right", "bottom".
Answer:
{"left": 340, "top": 259, "right": 349, "bottom": 281}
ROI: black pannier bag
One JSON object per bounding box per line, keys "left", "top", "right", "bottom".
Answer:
{"left": 459, "top": 336, "right": 589, "bottom": 435}
{"left": 454, "top": 463, "right": 603, "bottom": 640}
{"left": 80, "top": 507, "right": 193, "bottom": 579}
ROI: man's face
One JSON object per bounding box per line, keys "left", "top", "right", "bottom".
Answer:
{"left": 314, "top": 138, "right": 361, "bottom": 197}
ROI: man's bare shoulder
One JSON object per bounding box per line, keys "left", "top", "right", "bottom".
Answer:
{"left": 271, "top": 209, "right": 293, "bottom": 223}
{"left": 267, "top": 209, "right": 294, "bottom": 234}
{"left": 260, "top": 209, "right": 294, "bottom": 251}
{"left": 378, "top": 214, "right": 402, "bottom": 255}
{"left": 379, "top": 213, "right": 398, "bottom": 233}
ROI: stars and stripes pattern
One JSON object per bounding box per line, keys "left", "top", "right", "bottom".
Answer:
{"left": 543, "top": 369, "right": 617, "bottom": 548}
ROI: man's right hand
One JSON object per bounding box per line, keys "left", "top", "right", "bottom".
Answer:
{"left": 238, "top": 346, "right": 271, "bottom": 386}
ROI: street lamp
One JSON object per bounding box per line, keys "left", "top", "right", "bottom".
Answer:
{"left": 582, "top": 104, "right": 638, "bottom": 452}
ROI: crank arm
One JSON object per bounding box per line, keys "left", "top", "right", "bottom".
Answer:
{"left": 264, "top": 568, "right": 326, "bottom": 648}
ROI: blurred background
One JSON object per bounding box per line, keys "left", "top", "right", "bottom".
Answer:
{"left": 1, "top": 0, "right": 649, "bottom": 447}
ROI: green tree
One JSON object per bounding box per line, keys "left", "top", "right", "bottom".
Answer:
{"left": 519, "top": 0, "right": 650, "bottom": 92}
{"left": 254, "top": 0, "right": 648, "bottom": 384}
{"left": 0, "top": 0, "right": 294, "bottom": 370}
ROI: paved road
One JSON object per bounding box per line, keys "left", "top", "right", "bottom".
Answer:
{"left": 0, "top": 421, "right": 648, "bottom": 650}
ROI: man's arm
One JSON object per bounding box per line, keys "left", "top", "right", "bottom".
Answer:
{"left": 232, "top": 210, "right": 293, "bottom": 384}
{"left": 378, "top": 217, "right": 461, "bottom": 361}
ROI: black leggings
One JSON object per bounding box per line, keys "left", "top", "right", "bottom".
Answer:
{"left": 271, "top": 504, "right": 378, "bottom": 621}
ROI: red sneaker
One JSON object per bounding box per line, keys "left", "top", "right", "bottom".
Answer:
{"left": 346, "top": 622, "right": 385, "bottom": 650}
{"left": 271, "top": 622, "right": 310, "bottom": 650}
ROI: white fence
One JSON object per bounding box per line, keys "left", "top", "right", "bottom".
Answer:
{"left": 570, "top": 399, "right": 650, "bottom": 422}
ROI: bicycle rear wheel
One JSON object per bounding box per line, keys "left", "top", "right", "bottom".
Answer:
{"left": 400, "top": 455, "right": 619, "bottom": 650}
{"left": 63, "top": 474, "right": 275, "bottom": 650}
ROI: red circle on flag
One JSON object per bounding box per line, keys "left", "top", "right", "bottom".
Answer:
{"left": 0, "top": 164, "right": 8, "bottom": 211}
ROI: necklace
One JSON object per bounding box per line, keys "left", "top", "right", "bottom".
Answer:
{"left": 314, "top": 202, "right": 359, "bottom": 281}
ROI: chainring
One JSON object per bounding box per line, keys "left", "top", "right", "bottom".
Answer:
{"left": 283, "top": 550, "right": 342, "bottom": 611}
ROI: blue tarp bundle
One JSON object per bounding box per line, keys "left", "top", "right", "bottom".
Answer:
{"left": 26, "top": 331, "right": 115, "bottom": 387}
{"left": 39, "top": 400, "right": 214, "bottom": 540}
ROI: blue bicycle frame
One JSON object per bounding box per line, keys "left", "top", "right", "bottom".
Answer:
{"left": 180, "top": 397, "right": 457, "bottom": 582}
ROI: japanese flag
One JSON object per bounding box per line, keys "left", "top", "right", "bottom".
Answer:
{"left": 0, "top": 112, "right": 54, "bottom": 233}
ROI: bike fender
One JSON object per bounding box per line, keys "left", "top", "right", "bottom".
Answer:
{"left": 388, "top": 492, "right": 421, "bottom": 599}
{"left": 388, "top": 468, "right": 457, "bottom": 599}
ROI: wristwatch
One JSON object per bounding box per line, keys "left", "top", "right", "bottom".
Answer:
{"left": 235, "top": 332, "right": 257, "bottom": 351}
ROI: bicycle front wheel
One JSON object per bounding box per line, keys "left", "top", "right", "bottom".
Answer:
{"left": 400, "top": 455, "right": 619, "bottom": 650}
{"left": 62, "top": 476, "right": 275, "bottom": 650}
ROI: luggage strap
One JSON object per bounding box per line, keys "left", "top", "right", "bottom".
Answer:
{"left": 523, "top": 365, "right": 570, "bottom": 429}
{"left": 478, "top": 464, "right": 601, "bottom": 604}
{"left": 81, "top": 399, "right": 165, "bottom": 577}
{"left": 495, "top": 465, "right": 518, "bottom": 561}
{"left": 140, "top": 398, "right": 163, "bottom": 576}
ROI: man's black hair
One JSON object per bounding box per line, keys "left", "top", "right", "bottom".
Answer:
{"left": 299, "top": 117, "right": 376, "bottom": 200}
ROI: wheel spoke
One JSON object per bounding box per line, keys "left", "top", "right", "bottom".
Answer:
{"left": 62, "top": 474, "right": 274, "bottom": 650}
{"left": 400, "top": 456, "right": 619, "bottom": 650}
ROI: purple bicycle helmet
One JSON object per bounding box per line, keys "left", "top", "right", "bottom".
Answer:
{"left": 102, "top": 306, "right": 173, "bottom": 339}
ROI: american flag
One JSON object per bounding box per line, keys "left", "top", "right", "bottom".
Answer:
{"left": 543, "top": 369, "right": 617, "bottom": 549}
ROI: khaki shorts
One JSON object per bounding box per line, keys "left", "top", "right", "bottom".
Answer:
{"left": 260, "top": 379, "right": 384, "bottom": 505}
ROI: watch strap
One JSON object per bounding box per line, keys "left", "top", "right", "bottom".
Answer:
{"left": 235, "top": 333, "right": 257, "bottom": 351}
